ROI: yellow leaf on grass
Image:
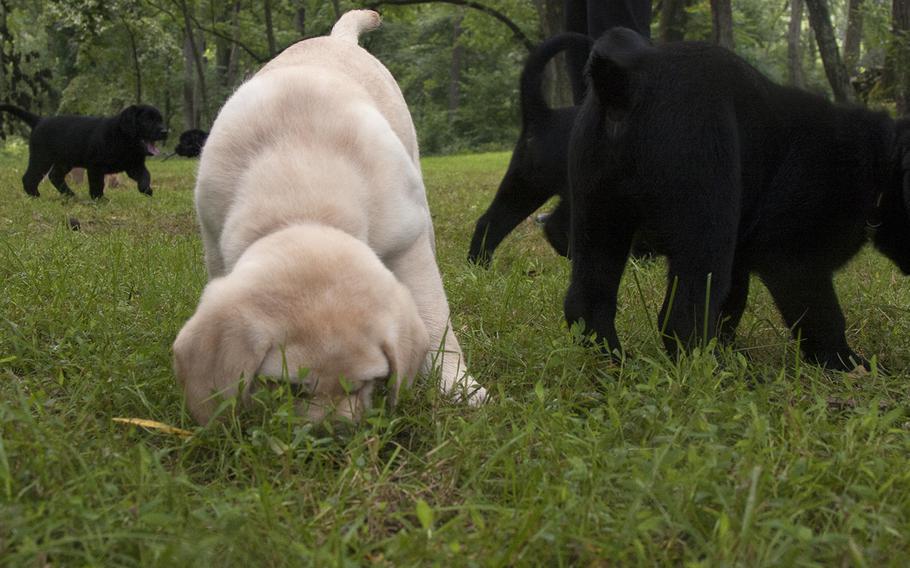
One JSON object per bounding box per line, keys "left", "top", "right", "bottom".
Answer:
{"left": 112, "top": 418, "right": 193, "bottom": 437}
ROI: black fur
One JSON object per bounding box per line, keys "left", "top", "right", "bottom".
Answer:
{"left": 468, "top": 33, "right": 592, "bottom": 266}
{"left": 565, "top": 28, "right": 910, "bottom": 371}
{"left": 0, "top": 104, "right": 167, "bottom": 199}
{"left": 174, "top": 128, "right": 208, "bottom": 158}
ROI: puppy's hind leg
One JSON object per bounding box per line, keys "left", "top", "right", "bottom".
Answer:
{"left": 759, "top": 267, "right": 865, "bottom": 371}
{"left": 87, "top": 169, "right": 106, "bottom": 200}
{"left": 542, "top": 199, "right": 571, "bottom": 258}
{"left": 563, "top": 197, "right": 636, "bottom": 358}
{"left": 468, "top": 166, "right": 554, "bottom": 266}
{"left": 47, "top": 164, "right": 76, "bottom": 197}
{"left": 22, "top": 154, "right": 52, "bottom": 197}
{"left": 659, "top": 227, "right": 737, "bottom": 357}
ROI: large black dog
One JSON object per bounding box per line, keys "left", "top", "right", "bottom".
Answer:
{"left": 565, "top": 29, "right": 910, "bottom": 371}
{"left": 468, "top": 33, "right": 592, "bottom": 266}
{"left": 0, "top": 104, "right": 167, "bottom": 199}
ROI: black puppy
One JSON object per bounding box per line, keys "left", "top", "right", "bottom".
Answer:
{"left": 0, "top": 104, "right": 167, "bottom": 199}
{"left": 468, "top": 33, "right": 592, "bottom": 266}
{"left": 173, "top": 128, "right": 208, "bottom": 158}
{"left": 565, "top": 29, "right": 910, "bottom": 371}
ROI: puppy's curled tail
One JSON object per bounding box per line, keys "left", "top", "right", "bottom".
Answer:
{"left": 331, "top": 10, "right": 381, "bottom": 45}
{"left": 0, "top": 104, "right": 41, "bottom": 128}
{"left": 520, "top": 33, "right": 592, "bottom": 122}
{"left": 588, "top": 27, "right": 653, "bottom": 111}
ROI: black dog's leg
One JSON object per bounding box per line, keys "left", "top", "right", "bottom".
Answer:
{"left": 22, "top": 155, "right": 51, "bottom": 197}
{"left": 658, "top": 233, "right": 736, "bottom": 357}
{"left": 564, "top": 207, "right": 635, "bottom": 357}
{"left": 717, "top": 262, "right": 750, "bottom": 344}
{"left": 468, "top": 168, "right": 553, "bottom": 265}
{"left": 760, "top": 269, "right": 865, "bottom": 371}
{"left": 47, "top": 165, "right": 76, "bottom": 197}
{"left": 126, "top": 166, "right": 153, "bottom": 196}
{"left": 87, "top": 169, "right": 106, "bottom": 199}
{"left": 542, "top": 199, "right": 570, "bottom": 258}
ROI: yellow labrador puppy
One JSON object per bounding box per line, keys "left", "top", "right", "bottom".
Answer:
{"left": 173, "top": 10, "right": 485, "bottom": 424}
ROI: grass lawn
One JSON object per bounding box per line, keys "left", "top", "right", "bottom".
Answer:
{"left": 1, "top": 146, "right": 909, "bottom": 565}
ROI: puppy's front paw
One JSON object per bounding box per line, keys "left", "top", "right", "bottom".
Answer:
{"left": 466, "top": 384, "right": 488, "bottom": 406}
{"left": 449, "top": 375, "right": 487, "bottom": 406}
{"left": 140, "top": 187, "right": 154, "bottom": 197}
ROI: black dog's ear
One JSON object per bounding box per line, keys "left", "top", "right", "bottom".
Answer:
{"left": 118, "top": 105, "right": 141, "bottom": 138}
{"left": 587, "top": 27, "right": 653, "bottom": 111}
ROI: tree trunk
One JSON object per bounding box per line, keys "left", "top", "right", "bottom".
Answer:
{"left": 788, "top": 0, "right": 805, "bottom": 87}
{"left": 448, "top": 10, "right": 464, "bottom": 118}
{"left": 0, "top": 1, "right": 6, "bottom": 136}
{"left": 295, "top": 1, "right": 306, "bottom": 36}
{"left": 804, "top": 0, "right": 851, "bottom": 102}
{"left": 182, "top": 31, "right": 196, "bottom": 130}
{"left": 843, "top": 0, "right": 864, "bottom": 76}
{"left": 894, "top": 0, "right": 910, "bottom": 114}
{"left": 660, "top": 0, "right": 688, "bottom": 43}
{"left": 710, "top": 0, "right": 734, "bottom": 50}
{"left": 179, "top": 0, "right": 208, "bottom": 125}
{"left": 532, "top": 0, "right": 572, "bottom": 107}
{"left": 227, "top": 0, "right": 242, "bottom": 87}
{"left": 264, "top": 0, "right": 277, "bottom": 57}
{"left": 122, "top": 20, "right": 142, "bottom": 103}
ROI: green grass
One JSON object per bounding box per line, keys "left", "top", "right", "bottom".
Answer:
{"left": 1, "top": 147, "right": 909, "bottom": 565}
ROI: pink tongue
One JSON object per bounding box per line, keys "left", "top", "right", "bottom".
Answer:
{"left": 147, "top": 142, "right": 160, "bottom": 156}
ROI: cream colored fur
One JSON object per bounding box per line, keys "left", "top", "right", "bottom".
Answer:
{"left": 174, "top": 10, "right": 485, "bottom": 424}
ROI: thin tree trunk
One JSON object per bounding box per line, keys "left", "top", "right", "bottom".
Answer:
{"left": 264, "top": 0, "right": 277, "bottom": 57}
{"left": 843, "top": 0, "right": 864, "bottom": 76}
{"left": 179, "top": 0, "right": 208, "bottom": 125}
{"left": 0, "top": 1, "right": 6, "bottom": 136}
{"left": 532, "top": 0, "right": 572, "bottom": 107}
{"left": 710, "top": 0, "right": 734, "bottom": 50}
{"left": 331, "top": 0, "right": 341, "bottom": 19}
{"left": 804, "top": 0, "right": 851, "bottom": 102}
{"left": 295, "top": 1, "right": 306, "bottom": 36}
{"left": 448, "top": 10, "right": 464, "bottom": 118}
{"left": 788, "top": 0, "right": 805, "bottom": 87}
{"left": 122, "top": 19, "right": 143, "bottom": 103}
{"left": 182, "top": 31, "right": 196, "bottom": 129}
{"left": 226, "top": 0, "right": 242, "bottom": 87}
{"left": 894, "top": 0, "right": 910, "bottom": 114}
{"left": 660, "top": 0, "right": 688, "bottom": 43}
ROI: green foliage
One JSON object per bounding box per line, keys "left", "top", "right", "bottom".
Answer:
{"left": 0, "top": 151, "right": 909, "bottom": 563}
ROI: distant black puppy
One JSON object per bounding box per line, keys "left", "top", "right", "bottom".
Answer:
{"left": 173, "top": 128, "right": 208, "bottom": 158}
{"left": 0, "top": 104, "right": 167, "bottom": 199}
{"left": 468, "top": 33, "right": 592, "bottom": 266}
{"left": 565, "top": 29, "right": 910, "bottom": 371}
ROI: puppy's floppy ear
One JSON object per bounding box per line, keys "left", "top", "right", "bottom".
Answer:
{"left": 118, "top": 105, "right": 140, "bottom": 138}
{"left": 587, "top": 27, "right": 652, "bottom": 111}
{"left": 381, "top": 289, "right": 429, "bottom": 407}
{"left": 173, "top": 285, "right": 272, "bottom": 424}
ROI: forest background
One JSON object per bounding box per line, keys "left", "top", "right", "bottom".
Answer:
{"left": 1, "top": 0, "right": 909, "bottom": 155}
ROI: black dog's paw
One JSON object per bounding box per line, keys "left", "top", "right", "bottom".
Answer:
{"left": 810, "top": 351, "right": 872, "bottom": 374}
{"left": 139, "top": 187, "right": 153, "bottom": 197}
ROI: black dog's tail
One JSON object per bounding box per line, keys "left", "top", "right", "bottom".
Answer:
{"left": 520, "top": 33, "right": 593, "bottom": 123}
{"left": 587, "top": 27, "right": 654, "bottom": 111}
{"left": 0, "top": 104, "right": 41, "bottom": 128}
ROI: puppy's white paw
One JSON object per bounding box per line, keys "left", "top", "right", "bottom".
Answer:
{"left": 448, "top": 376, "right": 487, "bottom": 406}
